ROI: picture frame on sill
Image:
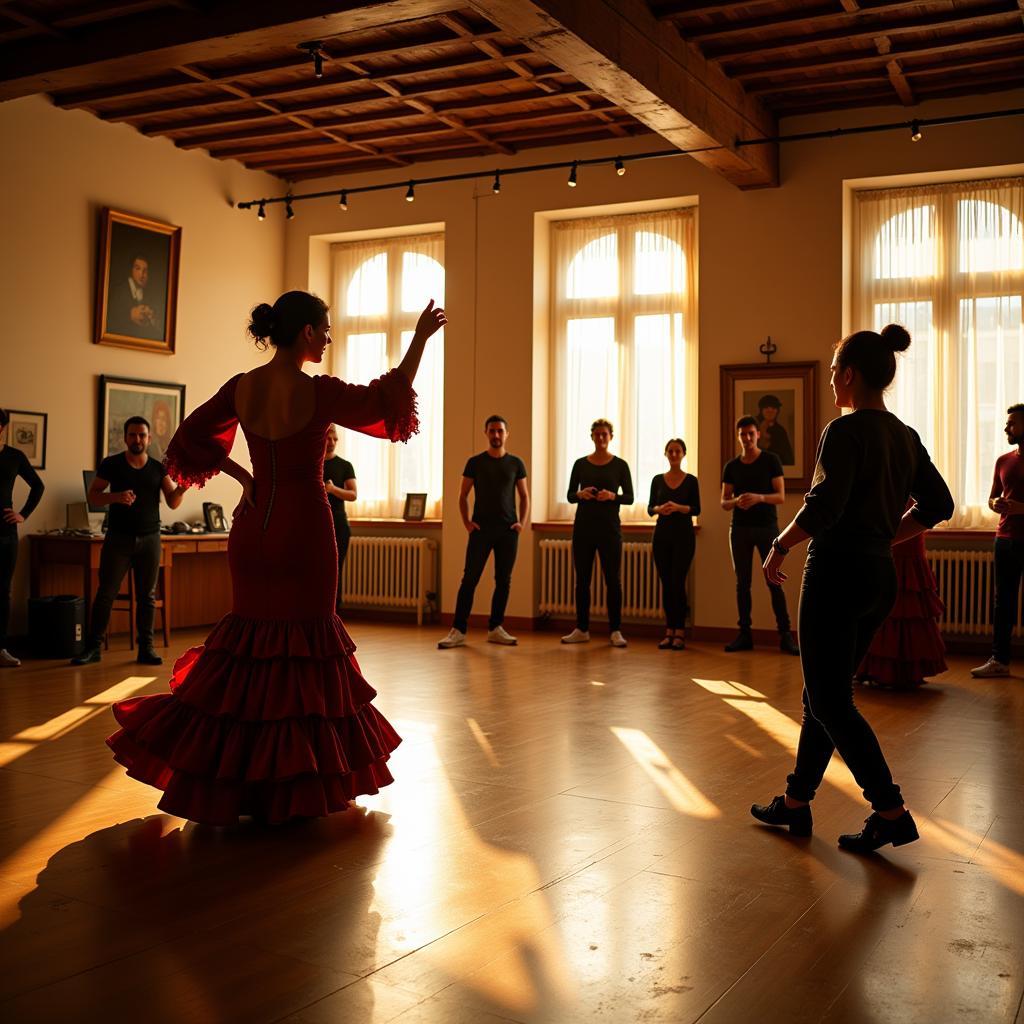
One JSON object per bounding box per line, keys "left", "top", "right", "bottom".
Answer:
{"left": 403, "top": 492, "right": 427, "bottom": 522}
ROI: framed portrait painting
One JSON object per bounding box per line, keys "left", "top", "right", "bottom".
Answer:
{"left": 94, "top": 208, "right": 181, "bottom": 354}
{"left": 720, "top": 362, "right": 818, "bottom": 492}
{"left": 5, "top": 410, "right": 48, "bottom": 470}
{"left": 403, "top": 492, "right": 427, "bottom": 522}
{"left": 98, "top": 376, "right": 186, "bottom": 465}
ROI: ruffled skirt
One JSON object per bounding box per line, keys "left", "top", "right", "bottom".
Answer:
{"left": 106, "top": 614, "right": 401, "bottom": 825}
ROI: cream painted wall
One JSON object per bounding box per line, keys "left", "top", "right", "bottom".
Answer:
{"left": 281, "top": 89, "right": 1023, "bottom": 633}
{"left": 1, "top": 95, "right": 284, "bottom": 633}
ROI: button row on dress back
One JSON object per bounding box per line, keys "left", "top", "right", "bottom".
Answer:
{"left": 263, "top": 441, "right": 277, "bottom": 531}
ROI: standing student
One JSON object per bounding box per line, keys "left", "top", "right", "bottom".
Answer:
{"left": 972, "top": 403, "right": 1024, "bottom": 678}
{"left": 323, "top": 425, "right": 356, "bottom": 610}
{"left": 753, "top": 323, "right": 953, "bottom": 853}
{"left": 648, "top": 438, "right": 700, "bottom": 650}
{"left": 71, "top": 417, "right": 189, "bottom": 666}
{"left": 563, "top": 419, "right": 633, "bottom": 648}
{"left": 438, "top": 415, "right": 529, "bottom": 649}
{"left": 0, "top": 408, "right": 45, "bottom": 668}
{"left": 721, "top": 417, "right": 800, "bottom": 655}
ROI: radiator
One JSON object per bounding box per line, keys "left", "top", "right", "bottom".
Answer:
{"left": 927, "top": 548, "right": 1024, "bottom": 638}
{"left": 538, "top": 539, "right": 667, "bottom": 622}
{"left": 341, "top": 537, "right": 436, "bottom": 625}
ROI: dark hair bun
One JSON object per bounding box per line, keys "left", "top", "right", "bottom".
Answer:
{"left": 247, "top": 302, "right": 275, "bottom": 342}
{"left": 880, "top": 323, "right": 911, "bottom": 353}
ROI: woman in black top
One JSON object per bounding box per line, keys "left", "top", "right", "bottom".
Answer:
{"left": 648, "top": 438, "right": 700, "bottom": 649}
{"left": 563, "top": 418, "right": 634, "bottom": 647}
{"left": 752, "top": 324, "right": 953, "bottom": 854}
{"left": 0, "top": 408, "right": 45, "bottom": 667}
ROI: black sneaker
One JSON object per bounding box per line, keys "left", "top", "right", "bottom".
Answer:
{"left": 838, "top": 811, "right": 919, "bottom": 854}
{"left": 779, "top": 632, "right": 800, "bottom": 656}
{"left": 750, "top": 795, "right": 812, "bottom": 836}
{"left": 724, "top": 630, "right": 753, "bottom": 652}
{"left": 136, "top": 647, "right": 164, "bottom": 666}
{"left": 70, "top": 644, "right": 101, "bottom": 666}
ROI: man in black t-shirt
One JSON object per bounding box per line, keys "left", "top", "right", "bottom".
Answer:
{"left": 720, "top": 416, "right": 799, "bottom": 655}
{"left": 323, "top": 425, "right": 356, "bottom": 610}
{"left": 71, "top": 416, "right": 188, "bottom": 666}
{"left": 438, "top": 415, "right": 529, "bottom": 649}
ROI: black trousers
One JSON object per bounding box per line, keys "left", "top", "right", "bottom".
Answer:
{"left": 89, "top": 532, "right": 162, "bottom": 648}
{"left": 0, "top": 533, "right": 17, "bottom": 648}
{"left": 573, "top": 527, "right": 622, "bottom": 632}
{"left": 453, "top": 525, "right": 519, "bottom": 633}
{"left": 335, "top": 522, "right": 351, "bottom": 609}
{"left": 992, "top": 537, "right": 1024, "bottom": 665}
{"left": 729, "top": 524, "right": 791, "bottom": 632}
{"left": 652, "top": 529, "right": 695, "bottom": 630}
{"left": 787, "top": 548, "right": 903, "bottom": 812}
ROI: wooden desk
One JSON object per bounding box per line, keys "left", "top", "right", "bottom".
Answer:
{"left": 29, "top": 533, "right": 232, "bottom": 634}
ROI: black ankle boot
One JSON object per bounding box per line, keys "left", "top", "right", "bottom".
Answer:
{"left": 838, "top": 811, "right": 919, "bottom": 853}
{"left": 779, "top": 632, "right": 800, "bottom": 656}
{"left": 70, "top": 644, "right": 101, "bottom": 666}
{"left": 136, "top": 647, "right": 163, "bottom": 666}
{"left": 750, "top": 795, "right": 812, "bottom": 836}
{"left": 724, "top": 630, "right": 753, "bottom": 652}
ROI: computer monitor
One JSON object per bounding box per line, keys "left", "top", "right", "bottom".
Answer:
{"left": 83, "top": 470, "right": 106, "bottom": 513}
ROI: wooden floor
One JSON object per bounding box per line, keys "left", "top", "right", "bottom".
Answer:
{"left": 0, "top": 624, "right": 1022, "bottom": 1024}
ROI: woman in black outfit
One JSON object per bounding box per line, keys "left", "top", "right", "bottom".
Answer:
{"left": 648, "top": 438, "right": 700, "bottom": 649}
{"left": 563, "top": 418, "right": 633, "bottom": 647}
{"left": 752, "top": 324, "right": 953, "bottom": 853}
{"left": 0, "top": 408, "right": 45, "bottom": 668}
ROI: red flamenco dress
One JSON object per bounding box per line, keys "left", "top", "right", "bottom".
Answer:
{"left": 856, "top": 531, "right": 948, "bottom": 690}
{"left": 107, "top": 370, "right": 416, "bottom": 825}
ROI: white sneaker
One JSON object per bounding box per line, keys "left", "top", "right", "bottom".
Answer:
{"left": 561, "top": 628, "right": 590, "bottom": 644}
{"left": 487, "top": 626, "right": 518, "bottom": 646}
{"left": 609, "top": 631, "right": 628, "bottom": 648}
{"left": 437, "top": 628, "right": 467, "bottom": 649}
{"left": 970, "top": 657, "right": 1010, "bottom": 678}
{"left": 0, "top": 649, "right": 20, "bottom": 668}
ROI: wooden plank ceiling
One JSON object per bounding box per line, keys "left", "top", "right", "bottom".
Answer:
{"left": 0, "top": 0, "right": 1019, "bottom": 186}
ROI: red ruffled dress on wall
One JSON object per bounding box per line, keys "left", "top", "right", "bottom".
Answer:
{"left": 107, "top": 370, "right": 416, "bottom": 825}
{"left": 856, "top": 531, "right": 948, "bottom": 689}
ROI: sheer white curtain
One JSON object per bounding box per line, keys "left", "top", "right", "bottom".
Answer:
{"left": 331, "top": 233, "right": 445, "bottom": 519}
{"left": 549, "top": 208, "right": 698, "bottom": 521}
{"left": 853, "top": 178, "right": 1024, "bottom": 528}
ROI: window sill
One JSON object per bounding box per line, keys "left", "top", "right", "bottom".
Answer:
{"left": 349, "top": 518, "right": 443, "bottom": 529}
{"left": 533, "top": 521, "right": 700, "bottom": 534}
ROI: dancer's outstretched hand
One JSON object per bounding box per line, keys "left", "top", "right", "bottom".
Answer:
{"left": 413, "top": 299, "right": 447, "bottom": 341}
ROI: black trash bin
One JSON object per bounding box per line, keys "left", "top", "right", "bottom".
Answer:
{"left": 28, "top": 595, "right": 85, "bottom": 658}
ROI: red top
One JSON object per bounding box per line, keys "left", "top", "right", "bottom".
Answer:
{"left": 993, "top": 449, "right": 1024, "bottom": 540}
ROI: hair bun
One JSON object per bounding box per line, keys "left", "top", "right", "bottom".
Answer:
{"left": 880, "top": 322, "right": 911, "bottom": 353}
{"left": 247, "top": 302, "right": 276, "bottom": 342}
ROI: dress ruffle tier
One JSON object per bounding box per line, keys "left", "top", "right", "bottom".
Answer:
{"left": 106, "top": 614, "right": 401, "bottom": 826}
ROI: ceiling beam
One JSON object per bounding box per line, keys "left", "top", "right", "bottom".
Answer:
{"left": 0, "top": 0, "right": 457, "bottom": 100}
{"left": 466, "top": 0, "right": 777, "bottom": 188}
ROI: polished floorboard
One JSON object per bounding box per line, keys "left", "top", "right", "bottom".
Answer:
{"left": 0, "top": 623, "right": 1021, "bottom": 1024}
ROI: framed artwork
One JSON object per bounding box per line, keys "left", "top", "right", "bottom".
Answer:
{"left": 94, "top": 207, "right": 181, "bottom": 354}
{"left": 720, "top": 362, "right": 819, "bottom": 491}
{"left": 98, "top": 375, "right": 186, "bottom": 464}
{"left": 5, "top": 409, "right": 48, "bottom": 469}
{"left": 403, "top": 492, "right": 427, "bottom": 521}
{"left": 203, "top": 502, "right": 227, "bottom": 533}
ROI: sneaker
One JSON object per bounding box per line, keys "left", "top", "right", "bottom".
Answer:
{"left": 561, "top": 628, "right": 590, "bottom": 644}
{"left": 724, "top": 630, "right": 753, "bottom": 652}
{"left": 838, "top": 810, "right": 919, "bottom": 853}
{"left": 137, "top": 647, "right": 164, "bottom": 666}
{"left": 779, "top": 632, "right": 800, "bottom": 656}
{"left": 487, "top": 625, "right": 518, "bottom": 646}
{"left": 0, "top": 649, "right": 20, "bottom": 668}
{"left": 70, "top": 644, "right": 101, "bottom": 666}
{"left": 750, "top": 795, "right": 813, "bottom": 837}
{"left": 970, "top": 657, "right": 1010, "bottom": 678}
{"left": 609, "top": 631, "right": 628, "bottom": 648}
{"left": 437, "top": 628, "right": 467, "bottom": 649}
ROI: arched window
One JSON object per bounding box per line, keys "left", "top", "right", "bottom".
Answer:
{"left": 332, "top": 233, "right": 444, "bottom": 519}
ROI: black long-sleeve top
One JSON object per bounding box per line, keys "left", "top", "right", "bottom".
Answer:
{"left": 795, "top": 409, "right": 953, "bottom": 556}
{"left": 567, "top": 455, "right": 634, "bottom": 531}
{"left": 0, "top": 445, "right": 44, "bottom": 538}
{"left": 647, "top": 473, "right": 701, "bottom": 535}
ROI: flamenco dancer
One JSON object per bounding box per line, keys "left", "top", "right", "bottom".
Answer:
{"left": 752, "top": 324, "right": 953, "bottom": 853}
{"left": 106, "top": 291, "right": 446, "bottom": 825}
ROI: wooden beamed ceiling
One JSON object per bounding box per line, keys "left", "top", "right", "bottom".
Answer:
{"left": 0, "top": 0, "right": 1019, "bottom": 186}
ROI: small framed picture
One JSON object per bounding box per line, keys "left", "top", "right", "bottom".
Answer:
{"left": 98, "top": 375, "right": 186, "bottom": 464}
{"left": 203, "top": 502, "right": 227, "bottom": 532}
{"left": 5, "top": 409, "right": 48, "bottom": 469}
{"left": 403, "top": 492, "right": 427, "bottom": 521}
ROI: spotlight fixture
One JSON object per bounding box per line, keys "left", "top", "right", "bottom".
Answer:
{"left": 298, "top": 41, "right": 325, "bottom": 80}
{"left": 405, "top": 181, "right": 415, "bottom": 202}
{"left": 615, "top": 157, "right": 625, "bottom": 176}
{"left": 568, "top": 161, "right": 578, "bottom": 187}
{"left": 339, "top": 190, "right": 348, "bottom": 211}
{"left": 492, "top": 171, "right": 501, "bottom": 195}
{"left": 285, "top": 197, "right": 294, "bottom": 220}
{"left": 257, "top": 200, "right": 266, "bottom": 221}
{"left": 910, "top": 119, "right": 922, "bottom": 142}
